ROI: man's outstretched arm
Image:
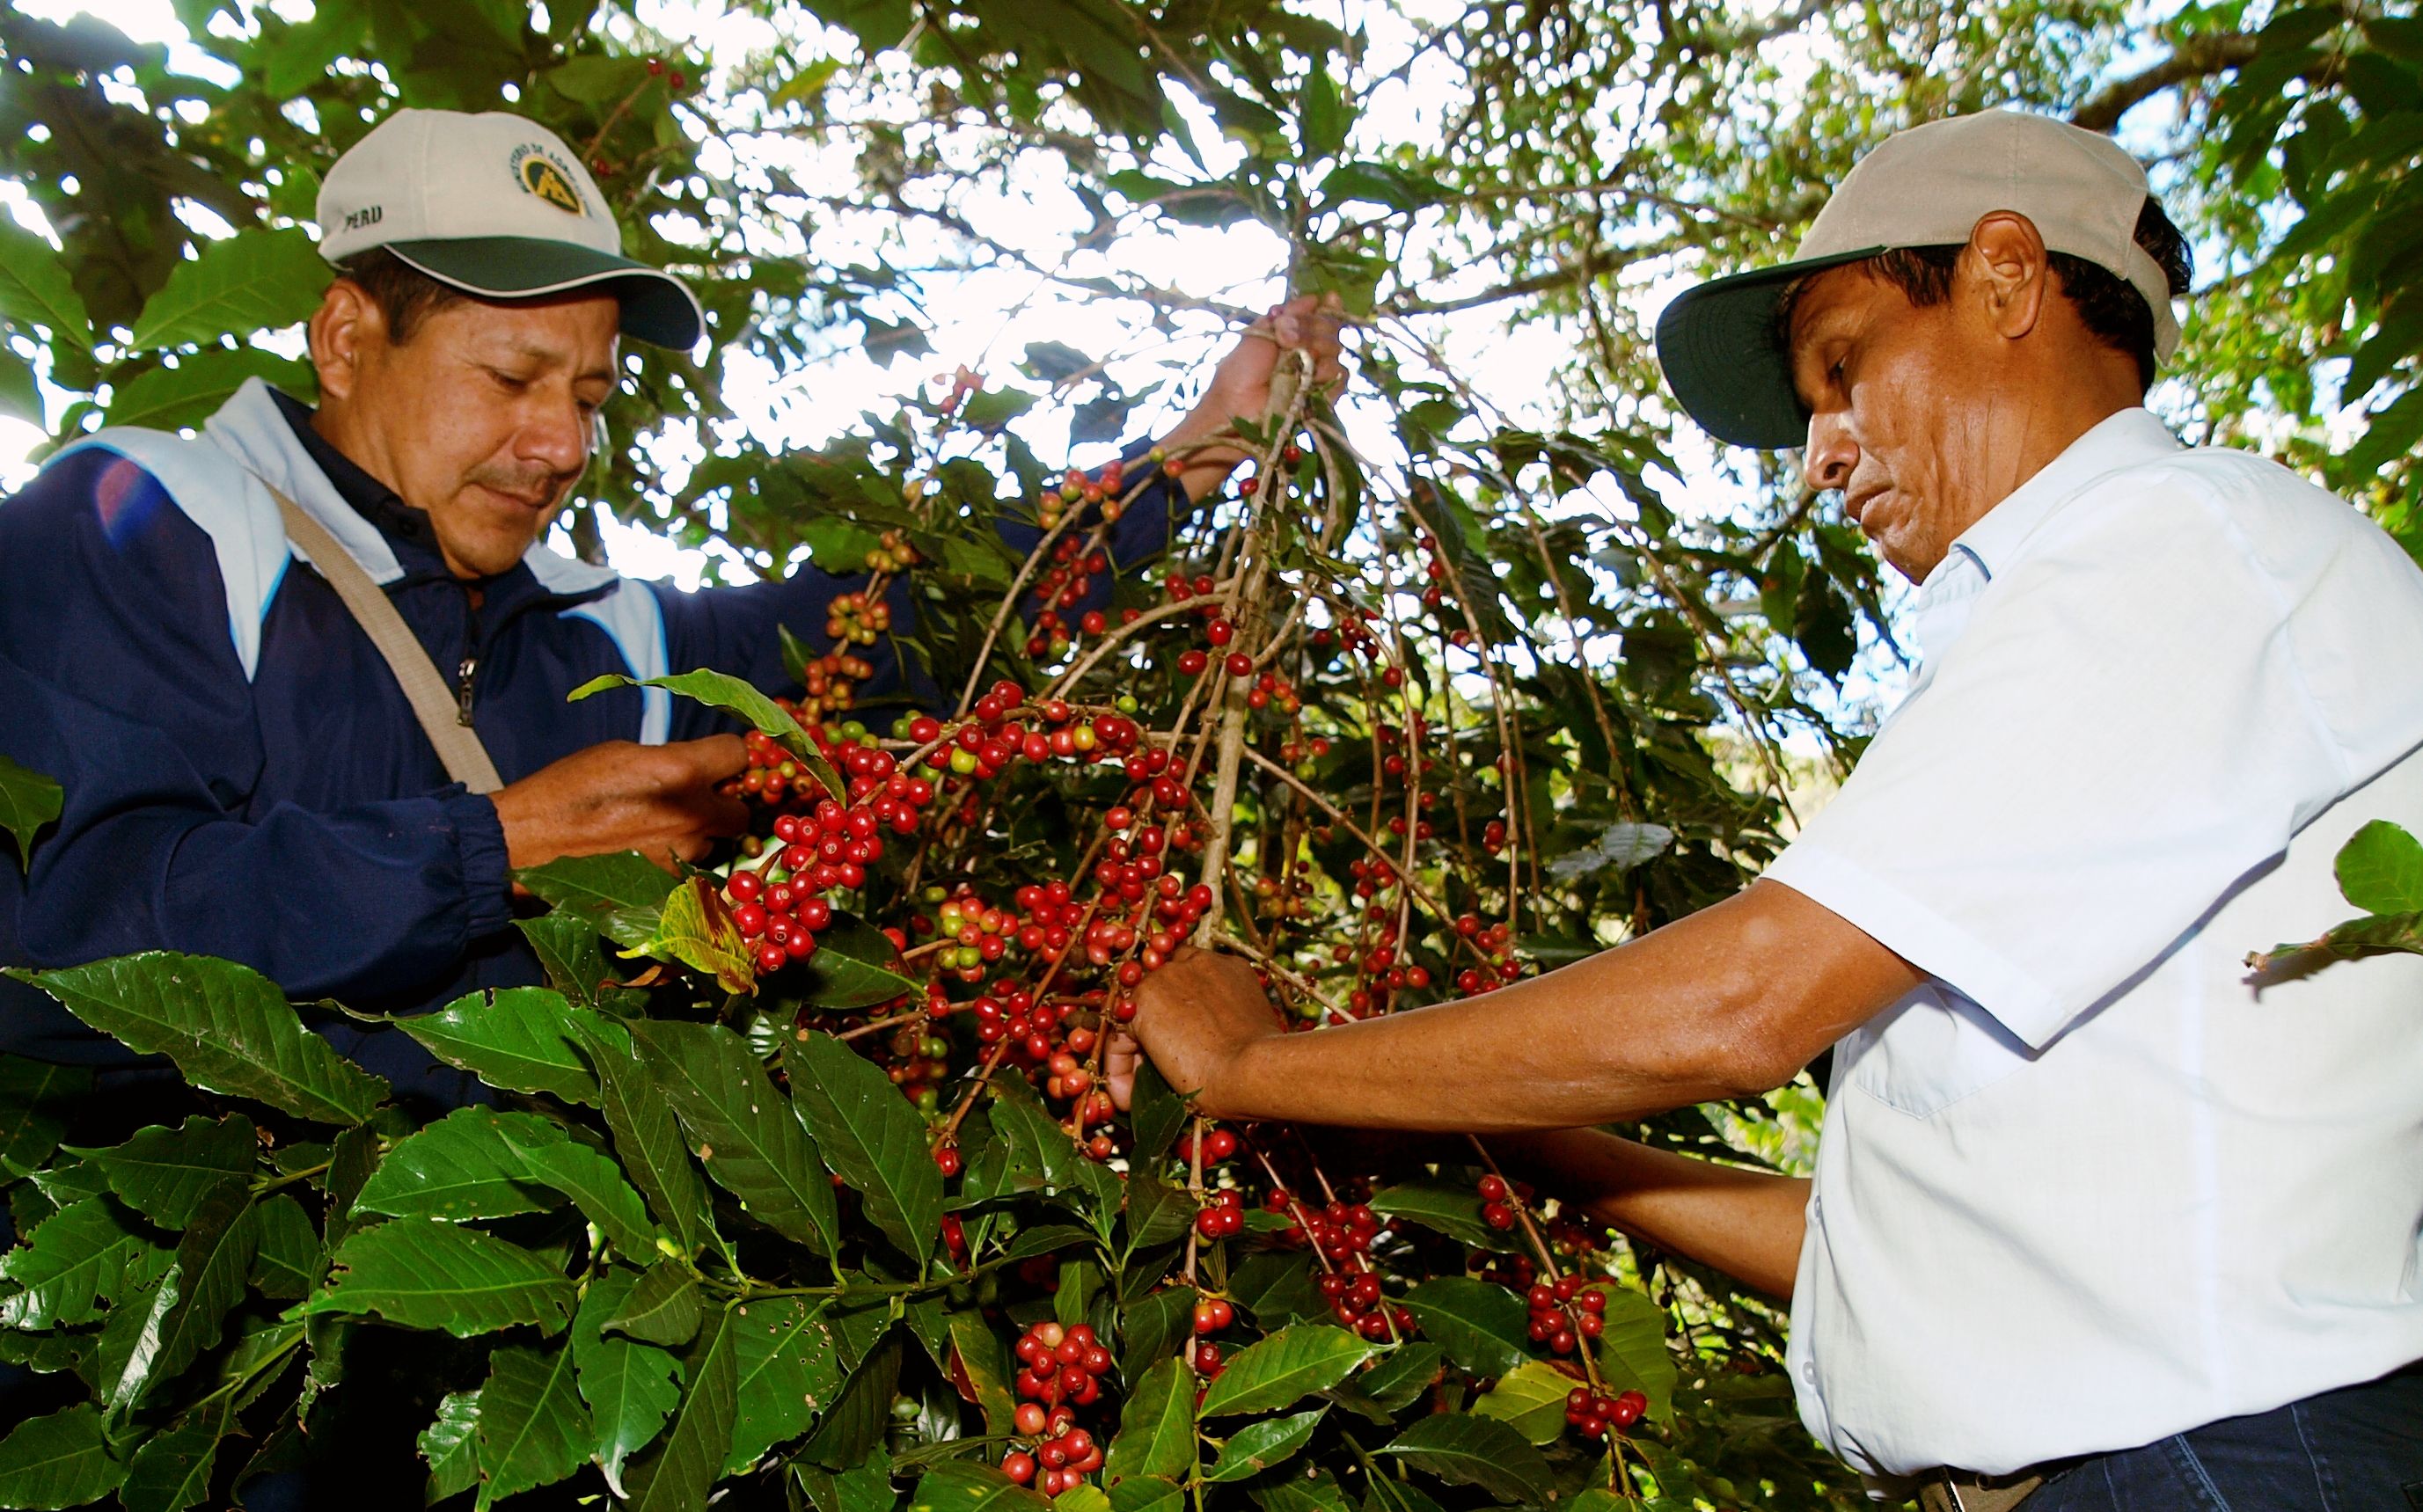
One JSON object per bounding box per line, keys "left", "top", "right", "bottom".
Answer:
{"left": 1109, "top": 879, "right": 1918, "bottom": 1131}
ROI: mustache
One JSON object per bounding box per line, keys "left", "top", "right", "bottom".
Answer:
{"left": 465, "top": 464, "right": 575, "bottom": 506}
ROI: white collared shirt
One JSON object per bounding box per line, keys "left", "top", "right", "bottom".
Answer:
{"left": 1768, "top": 409, "right": 2423, "bottom": 1477}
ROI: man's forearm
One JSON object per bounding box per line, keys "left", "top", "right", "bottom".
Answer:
{"left": 1488, "top": 1129, "right": 1809, "bottom": 1299}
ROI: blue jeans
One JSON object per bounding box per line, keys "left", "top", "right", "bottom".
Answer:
{"left": 2026, "top": 1362, "right": 2423, "bottom": 1511}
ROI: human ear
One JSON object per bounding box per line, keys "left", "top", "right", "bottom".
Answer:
{"left": 1961, "top": 211, "right": 2050, "bottom": 341}
{"left": 307, "top": 280, "right": 385, "bottom": 405}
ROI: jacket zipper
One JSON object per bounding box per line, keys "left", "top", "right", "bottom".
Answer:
{"left": 456, "top": 655, "right": 479, "bottom": 726}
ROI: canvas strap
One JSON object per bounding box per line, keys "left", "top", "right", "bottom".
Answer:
{"left": 266, "top": 483, "right": 505, "bottom": 794}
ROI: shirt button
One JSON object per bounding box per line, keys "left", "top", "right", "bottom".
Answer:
{"left": 1812, "top": 1196, "right": 1823, "bottom": 1223}
{"left": 1801, "top": 1361, "right": 1818, "bottom": 1384}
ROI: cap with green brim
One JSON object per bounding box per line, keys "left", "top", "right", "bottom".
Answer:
{"left": 1654, "top": 109, "right": 2183, "bottom": 451}
{"left": 386, "top": 237, "right": 704, "bottom": 350}
{"left": 318, "top": 107, "right": 707, "bottom": 352}
{"left": 1652, "top": 246, "right": 1886, "bottom": 451}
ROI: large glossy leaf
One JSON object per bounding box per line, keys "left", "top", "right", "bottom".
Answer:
{"left": 581, "top": 1025, "right": 711, "bottom": 1260}
{"left": 1107, "top": 1476, "right": 1184, "bottom": 1512}
{"left": 604, "top": 1262, "right": 701, "bottom": 1347}
{"left": 1248, "top": 1467, "right": 1355, "bottom": 1512}
{"left": 0, "top": 223, "right": 89, "bottom": 348}
{"left": 7, "top": 954, "right": 386, "bottom": 1126}
{"left": 516, "top": 912, "right": 645, "bottom": 1015}
{"left": 799, "top": 1330, "right": 900, "bottom": 1470}
{"left": 0, "top": 1057, "right": 89, "bottom": 1174}
{"left": 302, "top": 1221, "right": 575, "bottom": 1337}
{"left": 1124, "top": 1062, "right": 1185, "bottom": 1166}
{"left": 1367, "top": 1180, "right": 1520, "bottom": 1254}
{"left": 517, "top": 853, "right": 675, "bottom": 949}
{"left": 127, "top": 227, "right": 326, "bottom": 349}
{"left": 474, "top": 1342, "right": 593, "bottom": 1508}
{"left": 419, "top": 1389, "right": 483, "bottom": 1507}
{"left": 247, "top": 1193, "right": 318, "bottom": 1300}
{"left": 622, "top": 1307, "right": 738, "bottom": 1512}
{"left": 106, "top": 347, "right": 314, "bottom": 433}
{"left": 1204, "top": 1406, "right": 1325, "bottom": 1482}
{"left": 1373, "top": 1414, "right": 1552, "bottom": 1503}
{"left": 570, "top": 669, "right": 843, "bottom": 798}
{"left": 0, "top": 1405, "right": 126, "bottom": 1509}
{"left": 2336, "top": 820, "right": 2423, "bottom": 913}
{"left": 1592, "top": 1289, "right": 1677, "bottom": 1421}
{"left": 1349, "top": 1341, "right": 1441, "bottom": 1413}
{"left": 1104, "top": 1355, "right": 1195, "bottom": 1483}
{"left": 725, "top": 1295, "right": 844, "bottom": 1472}
{"left": 785, "top": 1030, "right": 942, "bottom": 1268}
{"left": 1196, "top": 1325, "right": 1374, "bottom": 1418}
{"left": 794, "top": 913, "right": 919, "bottom": 1011}
{"left": 0, "top": 755, "right": 63, "bottom": 868}
{"left": 637, "top": 874, "right": 757, "bottom": 994}
{"left": 633, "top": 1020, "right": 838, "bottom": 1256}
{"left": 573, "top": 1274, "right": 682, "bottom": 1495}
{"left": 908, "top": 1461, "right": 1051, "bottom": 1512}
{"left": 70, "top": 1114, "right": 256, "bottom": 1229}
{"left": 353, "top": 1107, "right": 561, "bottom": 1223}
{"left": 1470, "top": 1360, "right": 1574, "bottom": 1445}
{"left": 140, "top": 1181, "right": 260, "bottom": 1401}
{"left": 120, "top": 1416, "right": 222, "bottom": 1512}
{"left": 399, "top": 988, "right": 626, "bottom": 1107}
{"left": 0, "top": 1196, "right": 170, "bottom": 1328}
{"left": 1399, "top": 1277, "right": 1526, "bottom": 1379}
{"left": 93, "top": 1265, "right": 181, "bottom": 1412}
{"left": 499, "top": 1121, "right": 658, "bottom": 1259}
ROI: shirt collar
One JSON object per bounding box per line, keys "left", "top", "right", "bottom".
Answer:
{"left": 1942, "top": 407, "right": 2183, "bottom": 582}
{"left": 267, "top": 387, "right": 445, "bottom": 558}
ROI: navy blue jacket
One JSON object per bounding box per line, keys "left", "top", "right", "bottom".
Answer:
{"left": 0, "top": 379, "right": 1169, "bottom": 1104}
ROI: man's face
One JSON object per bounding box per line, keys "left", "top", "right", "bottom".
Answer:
{"left": 323, "top": 291, "right": 619, "bottom": 579}
{"left": 1786, "top": 263, "right": 1997, "bottom": 584}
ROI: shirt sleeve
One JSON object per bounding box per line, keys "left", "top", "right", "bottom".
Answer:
{"left": 1763, "top": 471, "right": 2355, "bottom": 1048}
{"left": 0, "top": 451, "right": 514, "bottom": 1011}
{"left": 656, "top": 440, "right": 1181, "bottom": 729}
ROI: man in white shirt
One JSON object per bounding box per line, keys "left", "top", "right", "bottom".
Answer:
{"left": 1110, "top": 110, "right": 2423, "bottom": 1508}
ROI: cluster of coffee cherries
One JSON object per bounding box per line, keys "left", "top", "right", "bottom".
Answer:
{"left": 1564, "top": 1386, "right": 1649, "bottom": 1442}
{"left": 1037, "top": 457, "right": 1130, "bottom": 533}
{"left": 1270, "top": 1193, "right": 1382, "bottom": 1266}
{"left": 1321, "top": 1267, "right": 1416, "bottom": 1341}
{"left": 1526, "top": 1275, "right": 1609, "bottom": 1356}
{"left": 721, "top": 863, "right": 832, "bottom": 976}
{"left": 1414, "top": 529, "right": 1455, "bottom": 611}
{"left": 1172, "top": 1125, "right": 1239, "bottom": 1166}
{"left": 1000, "top": 1418, "right": 1101, "bottom": 1498}
{"left": 1476, "top": 1172, "right": 1529, "bottom": 1232}
{"left": 1451, "top": 915, "right": 1526, "bottom": 997}
{"left": 1011, "top": 1319, "right": 1112, "bottom": 1416}
{"left": 1307, "top": 603, "right": 1384, "bottom": 662}
{"left": 964, "top": 990, "right": 1118, "bottom": 1156}
{"left": 932, "top": 365, "right": 982, "bottom": 416}
{"left": 790, "top": 651, "right": 873, "bottom": 719}
{"left": 1023, "top": 544, "right": 1126, "bottom": 661}
{"left": 824, "top": 589, "right": 890, "bottom": 646}
{"left": 1194, "top": 1187, "right": 1247, "bottom": 1240}
{"left": 859, "top": 528, "right": 919, "bottom": 574}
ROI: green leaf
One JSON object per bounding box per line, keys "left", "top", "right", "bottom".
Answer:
{"left": 785, "top": 1030, "right": 943, "bottom": 1269}
{"left": 2336, "top": 820, "right": 2423, "bottom": 914}
{"left": 572, "top": 1272, "right": 680, "bottom": 1495}
{"left": 795, "top": 1446, "right": 898, "bottom": 1512}
{"left": 474, "top": 1342, "right": 593, "bottom": 1508}
{"left": 0, "top": 347, "right": 34, "bottom": 427}
{"left": 0, "top": 1057, "right": 90, "bottom": 1174}
{"left": 517, "top": 854, "right": 675, "bottom": 950}
{"left": 1107, "top": 1476, "right": 1183, "bottom": 1512}
{"left": 622, "top": 1307, "right": 739, "bottom": 1512}
{"left": 1249, "top": 1468, "right": 1354, "bottom": 1512}
{"left": 0, "top": 755, "right": 64, "bottom": 866}
{"left": 0, "top": 223, "right": 91, "bottom": 350}
{"left": 1197, "top": 1325, "right": 1375, "bottom": 1418}
{"left": 120, "top": 1416, "right": 221, "bottom": 1512}
{"left": 909, "top": 1461, "right": 1052, "bottom": 1512}
{"left": 1591, "top": 1289, "right": 1676, "bottom": 1421}
{"left": 1117, "top": 1284, "right": 1195, "bottom": 1375}
{"left": 726, "top": 1295, "right": 844, "bottom": 1472}
{"left": 1350, "top": 1342, "right": 1440, "bottom": 1413}
{"left": 516, "top": 913, "right": 642, "bottom": 1015}
{"left": 399, "top": 988, "right": 626, "bottom": 1107}
{"left": 352, "top": 1107, "right": 561, "bottom": 1224}
{"left": 947, "top": 1308, "right": 1016, "bottom": 1433}
{"left": 419, "top": 1389, "right": 483, "bottom": 1508}
{"left": 984, "top": 1089, "right": 1120, "bottom": 1228}
{"left": 1204, "top": 1406, "right": 1325, "bottom": 1482}
{"left": 800, "top": 1330, "right": 901, "bottom": 1470}
{"left": 569, "top": 668, "right": 844, "bottom": 799}
{"left": 0, "top": 1405, "right": 127, "bottom": 1509}
{"left": 1301, "top": 59, "right": 1349, "bottom": 158}
{"left": 496, "top": 1120, "right": 658, "bottom": 1259}
{"left": 1470, "top": 1360, "right": 1574, "bottom": 1445}
{"left": 7, "top": 953, "right": 387, "bottom": 1126}
{"left": 604, "top": 1263, "right": 701, "bottom": 1347}
{"left": 70, "top": 1114, "right": 256, "bottom": 1228}
{"left": 140, "top": 1180, "right": 259, "bottom": 1400}
{"left": 302, "top": 1220, "right": 575, "bottom": 1337}
{"left": 796, "top": 913, "right": 920, "bottom": 1012}
{"left": 582, "top": 1026, "right": 712, "bottom": 1260}
{"left": 1104, "top": 1355, "right": 1196, "bottom": 1483}
{"left": 1399, "top": 1277, "right": 1526, "bottom": 1379}
{"left": 1367, "top": 1181, "right": 1521, "bottom": 1254}
{"left": 634, "top": 1020, "right": 839, "bottom": 1256}
{"left": 106, "top": 348, "right": 314, "bottom": 433}
{"left": 0, "top": 1196, "right": 170, "bottom": 1328}
{"left": 127, "top": 228, "right": 327, "bottom": 350}
{"left": 1373, "top": 1413, "right": 1552, "bottom": 1503}
{"left": 93, "top": 1264, "right": 181, "bottom": 1412}
{"left": 1055, "top": 1484, "right": 1113, "bottom": 1512}
{"left": 636, "top": 874, "right": 758, "bottom": 994}
{"left": 1125, "top": 1061, "right": 1184, "bottom": 1166}
{"left": 247, "top": 1193, "right": 318, "bottom": 1300}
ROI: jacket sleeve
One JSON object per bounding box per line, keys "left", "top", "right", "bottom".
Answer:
{"left": 655, "top": 443, "right": 1182, "bottom": 732}
{"left": 0, "top": 449, "right": 513, "bottom": 1012}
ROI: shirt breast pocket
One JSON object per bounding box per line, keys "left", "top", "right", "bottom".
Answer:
{"left": 1841, "top": 982, "right": 2034, "bottom": 1117}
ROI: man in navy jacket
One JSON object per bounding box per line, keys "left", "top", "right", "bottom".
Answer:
{"left": 0, "top": 107, "right": 1337, "bottom": 1107}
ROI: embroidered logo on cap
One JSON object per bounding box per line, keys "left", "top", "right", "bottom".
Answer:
{"left": 509, "top": 144, "right": 585, "bottom": 215}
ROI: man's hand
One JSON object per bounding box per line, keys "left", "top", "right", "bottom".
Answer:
{"left": 1105, "top": 946, "right": 1286, "bottom": 1114}
{"left": 492, "top": 735, "right": 751, "bottom": 876}
{"left": 1155, "top": 292, "right": 1350, "bottom": 501}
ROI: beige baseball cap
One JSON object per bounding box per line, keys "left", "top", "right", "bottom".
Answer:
{"left": 1656, "top": 109, "right": 2182, "bottom": 449}
{"left": 318, "top": 108, "right": 705, "bottom": 350}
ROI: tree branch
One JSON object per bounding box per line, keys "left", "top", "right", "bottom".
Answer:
{"left": 2072, "top": 32, "right": 2261, "bottom": 131}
